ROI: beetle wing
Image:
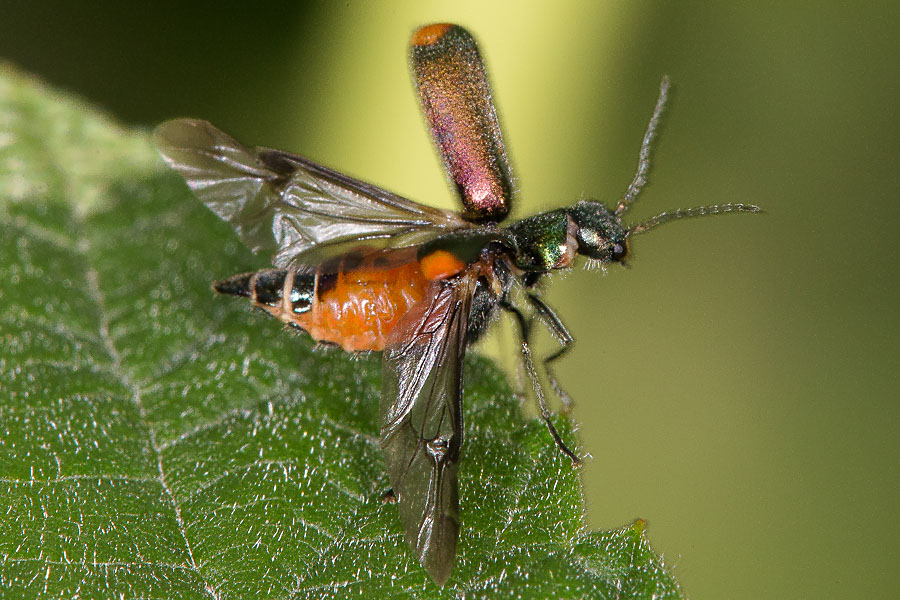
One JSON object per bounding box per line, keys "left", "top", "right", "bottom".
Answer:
{"left": 380, "top": 272, "right": 475, "bottom": 586}
{"left": 411, "top": 24, "right": 513, "bottom": 223}
{"left": 154, "top": 119, "right": 471, "bottom": 267}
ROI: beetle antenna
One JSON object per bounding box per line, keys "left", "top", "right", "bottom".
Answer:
{"left": 615, "top": 76, "right": 671, "bottom": 217}
{"left": 628, "top": 203, "right": 762, "bottom": 236}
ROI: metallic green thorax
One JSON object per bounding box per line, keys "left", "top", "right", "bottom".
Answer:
{"left": 506, "top": 209, "right": 573, "bottom": 271}
{"left": 506, "top": 201, "right": 629, "bottom": 272}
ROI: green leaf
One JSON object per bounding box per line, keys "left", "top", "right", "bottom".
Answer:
{"left": 0, "top": 63, "right": 684, "bottom": 599}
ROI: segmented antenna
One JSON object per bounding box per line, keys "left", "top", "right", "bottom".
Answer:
{"left": 628, "top": 203, "right": 762, "bottom": 236}
{"left": 615, "top": 76, "right": 671, "bottom": 216}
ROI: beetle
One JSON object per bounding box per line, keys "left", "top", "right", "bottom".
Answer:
{"left": 154, "top": 23, "right": 759, "bottom": 586}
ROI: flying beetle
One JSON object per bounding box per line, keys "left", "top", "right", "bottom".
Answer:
{"left": 154, "top": 23, "right": 760, "bottom": 586}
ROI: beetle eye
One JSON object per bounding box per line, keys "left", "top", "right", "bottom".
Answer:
{"left": 611, "top": 242, "right": 627, "bottom": 261}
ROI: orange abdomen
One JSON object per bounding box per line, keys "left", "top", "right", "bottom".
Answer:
{"left": 295, "top": 258, "right": 429, "bottom": 351}
{"left": 245, "top": 249, "right": 467, "bottom": 352}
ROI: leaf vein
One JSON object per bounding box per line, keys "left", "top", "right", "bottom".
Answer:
{"left": 84, "top": 265, "right": 221, "bottom": 600}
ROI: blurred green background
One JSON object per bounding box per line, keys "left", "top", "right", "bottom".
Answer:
{"left": 3, "top": 1, "right": 898, "bottom": 598}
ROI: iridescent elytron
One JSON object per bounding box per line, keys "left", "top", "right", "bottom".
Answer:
{"left": 155, "top": 23, "right": 759, "bottom": 586}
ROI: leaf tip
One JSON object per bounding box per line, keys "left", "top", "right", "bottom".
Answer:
{"left": 631, "top": 518, "right": 648, "bottom": 536}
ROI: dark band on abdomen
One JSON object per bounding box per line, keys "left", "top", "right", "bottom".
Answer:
{"left": 214, "top": 268, "right": 316, "bottom": 315}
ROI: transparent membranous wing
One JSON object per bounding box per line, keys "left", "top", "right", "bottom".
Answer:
{"left": 380, "top": 273, "right": 475, "bottom": 586}
{"left": 153, "top": 119, "right": 471, "bottom": 267}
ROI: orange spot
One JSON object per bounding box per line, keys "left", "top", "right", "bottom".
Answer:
{"left": 412, "top": 23, "right": 453, "bottom": 46}
{"left": 420, "top": 250, "right": 465, "bottom": 281}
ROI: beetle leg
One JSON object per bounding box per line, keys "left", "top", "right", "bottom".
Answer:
{"left": 500, "top": 300, "right": 581, "bottom": 466}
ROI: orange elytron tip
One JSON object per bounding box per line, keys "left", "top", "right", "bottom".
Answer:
{"left": 420, "top": 250, "right": 466, "bottom": 281}
{"left": 412, "top": 23, "right": 454, "bottom": 46}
